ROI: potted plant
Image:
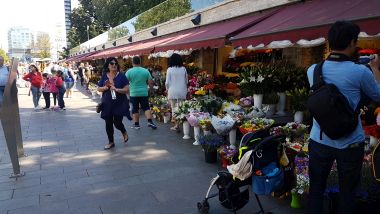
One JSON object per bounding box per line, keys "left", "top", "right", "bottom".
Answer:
{"left": 199, "top": 134, "right": 224, "bottom": 163}
{"left": 286, "top": 87, "right": 309, "bottom": 123}
{"left": 263, "top": 92, "right": 279, "bottom": 116}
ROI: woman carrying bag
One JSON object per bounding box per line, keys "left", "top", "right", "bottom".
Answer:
{"left": 97, "top": 57, "right": 131, "bottom": 150}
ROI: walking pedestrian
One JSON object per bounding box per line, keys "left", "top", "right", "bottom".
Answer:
{"left": 97, "top": 57, "right": 130, "bottom": 150}
{"left": 306, "top": 21, "right": 380, "bottom": 214}
{"left": 78, "top": 63, "right": 85, "bottom": 87}
{"left": 23, "top": 64, "right": 42, "bottom": 110}
{"left": 49, "top": 69, "right": 59, "bottom": 110}
{"left": 125, "top": 56, "right": 157, "bottom": 130}
{"left": 0, "top": 56, "right": 9, "bottom": 106}
{"left": 165, "top": 53, "right": 188, "bottom": 131}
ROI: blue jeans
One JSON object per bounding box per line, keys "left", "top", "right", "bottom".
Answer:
{"left": 30, "top": 86, "right": 41, "bottom": 107}
{"left": 0, "top": 86, "right": 5, "bottom": 106}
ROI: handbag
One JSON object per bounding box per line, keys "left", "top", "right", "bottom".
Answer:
{"left": 96, "top": 102, "right": 103, "bottom": 113}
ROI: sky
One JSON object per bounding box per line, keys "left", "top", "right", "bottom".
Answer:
{"left": 0, "top": 0, "right": 79, "bottom": 52}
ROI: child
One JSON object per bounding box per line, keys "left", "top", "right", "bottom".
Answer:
{"left": 41, "top": 73, "right": 51, "bottom": 109}
{"left": 48, "top": 70, "right": 59, "bottom": 110}
{"left": 56, "top": 70, "right": 66, "bottom": 111}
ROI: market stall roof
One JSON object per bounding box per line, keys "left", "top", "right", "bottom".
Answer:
{"left": 231, "top": 0, "right": 380, "bottom": 48}
{"left": 152, "top": 9, "right": 278, "bottom": 52}
{"left": 88, "top": 44, "right": 132, "bottom": 60}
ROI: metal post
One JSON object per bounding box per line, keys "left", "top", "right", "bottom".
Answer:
{"left": 0, "top": 58, "right": 25, "bottom": 178}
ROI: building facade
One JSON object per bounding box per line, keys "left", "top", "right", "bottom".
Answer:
{"left": 7, "top": 27, "right": 33, "bottom": 60}
{"left": 64, "top": 0, "right": 72, "bottom": 45}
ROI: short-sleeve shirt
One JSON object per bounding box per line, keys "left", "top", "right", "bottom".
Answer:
{"left": 125, "top": 67, "right": 152, "bottom": 97}
{"left": 98, "top": 72, "right": 130, "bottom": 119}
{"left": 0, "top": 66, "right": 9, "bottom": 86}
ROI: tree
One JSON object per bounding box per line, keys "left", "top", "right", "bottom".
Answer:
{"left": 92, "top": 0, "right": 166, "bottom": 28}
{"left": 108, "top": 26, "right": 130, "bottom": 41}
{"left": 0, "top": 48, "right": 9, "bottom": 63}
{"left": 134, "top": 0, "right": 192, "bottom": 31}
{"left": 34, "top": 32, "right": 51, "bottom": 58}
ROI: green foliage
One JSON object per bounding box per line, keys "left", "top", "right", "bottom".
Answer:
{"left": 134, "top": 0, "right": 192, "bottom": 31}
{"left": 286, "top": 87, "right": 309, "bottom": 112}
{"left": 34, "top": 32, "right": 51, "bottom": 58}
{"left": 0, "top": 48, "right": 9, "bottom": 63}
{"left": 92, "top": 0, "right": 166, "bottom": 27}
{"left": 263, "top": 92, "right": 279, "bottom": 104}
{"left": 108, "top": 26, "right": 129, "bottom": 41}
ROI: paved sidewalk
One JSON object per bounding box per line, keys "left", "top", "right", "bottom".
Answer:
{"left": 0, "top": 84, "right": 304, "bottom": 214}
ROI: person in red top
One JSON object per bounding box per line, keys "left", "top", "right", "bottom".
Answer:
{"left": 55, "top": 70, "right": 65, "bottom": 111}
{"left": 23, "top": 64, "right": 42, "bottom": 110}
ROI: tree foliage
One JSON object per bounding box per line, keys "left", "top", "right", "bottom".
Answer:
{"left": 34, "top": 32, "right": 51, "bottom": 58}
{"left": 92, "top": 0, "right": 166, "bottom": 28}
{"left": 134, "top": 0, "right": 192, "bottom": 31}
{"left": 108, "top": 26, "right": 130, "bottom": 41}
{"left": 0, "top": 48, "right": 9, "bottom": 63}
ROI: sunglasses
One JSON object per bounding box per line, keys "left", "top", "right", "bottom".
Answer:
{"left": 109, "top": 62, "right": 117, "bottom": 66}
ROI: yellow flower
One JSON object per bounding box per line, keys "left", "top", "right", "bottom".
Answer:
{"left": 233, "top": 99, "right": 239, "bottom": 105}
{"left": 195, "top": 90, "right": 206, "bottom": 95}
{"left": 152, "top": 106, "right": 160, "bottom": 113}
{"left": 240, "top": 62, "right": 254, "bottom": 67}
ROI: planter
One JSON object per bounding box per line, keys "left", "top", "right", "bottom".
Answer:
{"left": 229, "top": 129, "right": 237, "bottom": 149}
{"left": 253, "top": 94, "right": 263, "bottom": 109}
{"left": 182, "top": 121, "right": 191, "bottom": 140}
{"left": 193, "top": 126, "right": 201, "bottom": 145}
{"left": 264, "top": 104, "right": 276, "bottom": 116}
{"left": 203, "top": 130, "right": 212, "bottom": 136}
{"left": 290, "top": 192, "right": 303, "bottom": 209}
{"left": 294, "top": 111, "right": 304, "bottom": 123}
{"left": 163, "top": 115, "right": 170, "bottom": 124}
{"left": 276, "top": 92, "right": 286, "bottom": 115}
{"left": 204, "top": 150, "right": 217, "bottom": 163}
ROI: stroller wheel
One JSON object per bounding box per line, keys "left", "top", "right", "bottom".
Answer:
{"left": 197, "top": 200, "right": 210, "bottom": 214}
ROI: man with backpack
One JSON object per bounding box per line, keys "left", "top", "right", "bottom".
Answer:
{"left": 306, "top": 21, "right": 380, "bottom": 214}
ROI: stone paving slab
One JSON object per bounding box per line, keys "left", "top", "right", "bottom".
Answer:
{"left": 0, "top": 84, "right": 306, "bottom": 213}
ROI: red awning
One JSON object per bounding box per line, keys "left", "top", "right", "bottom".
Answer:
{"left": 231, "top": 0, "right": 380, "bottom": 47}
{"left": 89, "top": 44, "right": 131, "bottom": 60}
{"left": 154, "top": 9, "right": 278, "bottom": 52}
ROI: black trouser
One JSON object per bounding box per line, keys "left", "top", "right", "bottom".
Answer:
{"left": 52, "top": 93, "right": 57, "bottom": 106}
{"left": 58, "top": 88, "right": 65, "bottom": 108}
{"left": 79, "top": 74, "right": 84, "bottom": 86}
{"left": 105, "top": 116, "right": 126, "bottom": 143}
{"left": 42, "top": 92, "right": 50, "bottom": 108}
{"left": 307, "top": 140, "right": 364, "bottom": 214}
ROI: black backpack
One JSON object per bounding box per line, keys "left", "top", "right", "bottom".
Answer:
{"left": 307, "top": 61, "right": 359, "bottom": 140}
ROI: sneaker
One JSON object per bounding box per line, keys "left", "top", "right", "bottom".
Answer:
{"left": 131, "top": 125, "right": 141, "bottom": 130}
{"left": 148, "top": 122, "right": 157, "bottom": 130}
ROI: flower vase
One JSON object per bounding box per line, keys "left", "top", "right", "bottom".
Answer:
{"left": 229, "top": 129, "right": 237, "bottom": 149}
{"left": 182, "top": 121, "right": 191, "bottom": 139}
{"left": 294, "top": 111, "right": 304, "bottom": 123}
{"left": 276, "top": 92, "right": 286, "bottom": 115}
{"left": 290, "top": 192, "right": 303, "bottom": 209}
{"left": 163, "top": 115, "right": 170, "bottom": 124}
{"left": 203, "top": 130, "right": 211, "bottom": 136}
{"left": 193, "top": 126, "right": 201, "bottom": 145}
{"left": 204, "top": 150, "right": 217, "bottom": 163}
{"left": 253, "top": 94, "right": 263, "bottom": 109}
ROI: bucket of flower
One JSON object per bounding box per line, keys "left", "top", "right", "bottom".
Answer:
{"left": 199, "top": 134, "right": 224, "bottom": 164}
{"left": 239, "top": 117, "right": 274, "bottom": 135}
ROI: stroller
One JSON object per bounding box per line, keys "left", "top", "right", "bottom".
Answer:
{"left": 197, "top": 130, "right": 285, "bottom": 214}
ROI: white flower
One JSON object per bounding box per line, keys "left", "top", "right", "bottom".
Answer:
{"left": 257, "top": 75, "right": 264, "bottom": 83}
{"left": 249, "top": 76, "right": 256, "bottom": 82}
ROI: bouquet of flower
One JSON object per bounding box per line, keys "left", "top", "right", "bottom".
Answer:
{"left": 286, "top": 87, "right": 309, "bottom": 112}
{"left": 219, "top": 145, "right": 238, "bottom": 160}
{"left": 186, "top": 112, "right": 210, "bottom": 127}
{"left": 238, "top": 63, "right": 275, "bottom": 95}
{"left": 292, "top": 155, "right": 309, "bottom": 195}
{"left": 198, "top": 96, "right": 223, "bottom": 115}
{"left": 244, "top": 106, "right": 269, "bottom": 118}
{"left": 239, "top": 117, "right": 274, "bottom": 134}
{"left": 211, "top": 115, "right": 236, "bottom": 135}
{"left": 239, "top": 96, "right": 253, "bottom": 107}
{"left": 173, "top": 100, "right": 202, "bottom": 123}
{"left": 270, "top": 122, "right": 308, "bottom": 138}
{"left": 199, "top": 134, "right": 224, "bottom": 152}
{"left": 221, "top": 102, "right": 243, "bottom": 115}
{"left": 199, "top": 118, "right": 212, "bottom": 131}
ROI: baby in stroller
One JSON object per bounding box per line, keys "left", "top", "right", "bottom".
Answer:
{"left": 197, "top": 130, "right": 285, "bottom": 214}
